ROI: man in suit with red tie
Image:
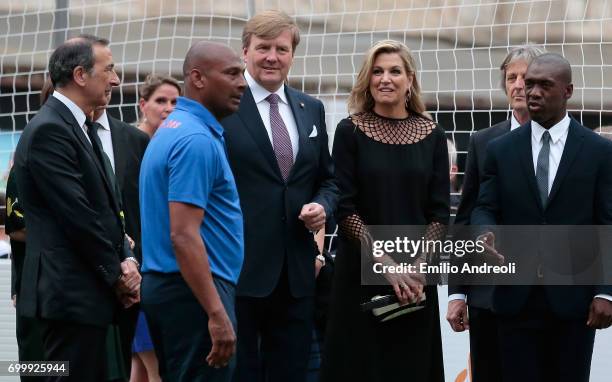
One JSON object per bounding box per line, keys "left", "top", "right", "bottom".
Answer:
{"left": 221, "top": 10, "right": 338, "bottom": 382}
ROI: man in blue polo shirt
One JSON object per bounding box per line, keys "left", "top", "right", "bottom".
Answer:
{"left": 139, "top": 41, "right": 246, "bottom": 382}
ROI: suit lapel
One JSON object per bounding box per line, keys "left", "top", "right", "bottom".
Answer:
{"left": 518, "top": 122, "right": 545, "bottom": 212}
{"left": 47, "top": 97, "right": 96, "bottom": 162}
{"left": 501, "top": 119, "right": 511, "bottom": 133}
{"left": 284, "top": 87, "right": 310, "bottom": 181}
{"left": 547, "top": 119, "right": 584, "bottom": 205}
{"left": 47, "top": 98, "right": 121, "bottom": 214}
{"left": 109, "top": 117, "right": 127, "bottom": 191}
{"left": 77, "top": 121, "right": 121, "bottom": 214}
{"left": 237, "top": 88, "right": 284, "bottom": 180}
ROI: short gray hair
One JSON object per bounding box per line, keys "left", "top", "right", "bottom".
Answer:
{"left": 499, "top": 45, "right": 545, "bottom": 93}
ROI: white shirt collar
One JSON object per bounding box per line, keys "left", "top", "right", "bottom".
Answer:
{"left": 244, "top": 69, "right": 288, "bottom": 105}
{"left": 95, "top": 110, "right": 111, "bottom": 131}
{"left": 531, "top": 113, "right": 570, "bottom": 145}
{"left": 510, "top": 113, "right": 521, "bottom": 131}
{"left": 52, "top": 90, "right": 87, "bottom": 128}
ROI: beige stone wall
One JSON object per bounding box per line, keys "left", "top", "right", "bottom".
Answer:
{"left": 4, "top": 1, "right": 610, "bottom": 41}
{"left": 1, "top": 0, "right": 611, "bottom": 110}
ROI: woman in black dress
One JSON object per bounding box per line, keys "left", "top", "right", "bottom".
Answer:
{"left": 320, "top": 40, "right": 449, "bottom": 382}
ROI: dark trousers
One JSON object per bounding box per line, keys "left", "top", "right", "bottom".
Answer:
{"left": 497, "top": 287, "right": 595, "bottom": 382}
{"left": 141, "top": 272, "right": 236, "bottom": 382}
{"left": 115, "top": 304, "right": 139, "bottom": 376}
{"left": 38, "top": 318, "right": 107, "bottom": 382}
{"left": 16, "top": 312, "right": 45, "bottom": 382}
{"left": 468, "top": 306, "right": 502, "bottom": 382}
{"left": 232, "top": 269, "right": 315, "bottom": 382}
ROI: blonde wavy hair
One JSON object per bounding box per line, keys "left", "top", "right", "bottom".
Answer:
{"left": 348, "top": 40, "right": 426, "bottom": 116}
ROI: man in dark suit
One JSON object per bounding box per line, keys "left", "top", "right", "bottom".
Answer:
{"left": 221, "top": 10, "right": 337, "bottom": 382}
{"left": 33, "top": 59, "right": 149, "bottom": 377}
{"left": 93, "top": 105, "right": 149, "bottom": 378}
{"left": 110, "top": 116, "right": 148, "bottom": 261}
{"left": 446, "top": 45, "right": 543, "bottom": 382}
{"left": 110, "top": 114, "right": 149, "bottom": 377}
{"left": 13, "top": 36, "right": 140, "bottom": 380}
{"left": 471, "top": 53, "right": 612, "bottom": 382}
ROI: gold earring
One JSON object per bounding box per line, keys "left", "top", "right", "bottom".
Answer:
{"left": 405, "top": 88, "right": 412, "bottom": 109}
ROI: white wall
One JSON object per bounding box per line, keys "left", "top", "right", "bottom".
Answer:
{"left": 0, "top": 260, "right": 19, "bottom": 382}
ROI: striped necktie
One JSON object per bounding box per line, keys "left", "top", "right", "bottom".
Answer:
{"left": 266, "top": 93, "right": 294, "bottom": 181}
{"left": 535, "top": 130, "right": 551, "bottom": 208}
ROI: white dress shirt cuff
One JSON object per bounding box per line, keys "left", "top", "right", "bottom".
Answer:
{"left": 448, "top": 293, "right": 467, "bottom": 302}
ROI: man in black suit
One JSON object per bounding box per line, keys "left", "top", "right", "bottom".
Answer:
{"left": 221, "top": 10, "right": 337, "bottom": 382}
{"left": 93, "top": 103, "right": 149, "bottom": 378}
{"left": 110, "top": 113, "right": 149, "bottom": 378}
{"left": 32, "top": 57, "right": 149, "bottom": 377}
{"left": 92, "top": 108, "right": 149, "bottom": 266}
{"left": 471, "top": 53, "right": 612, "bottom": 382}
{"left": 446, "top": 45, "right": 543, "bottom": 382}
{"left": 14, "top": 36, "right": 141, "bottom": 380}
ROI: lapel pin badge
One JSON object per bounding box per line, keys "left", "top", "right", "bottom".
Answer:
{"left": 299, "top": 102, "right": 305, "bottom": 108}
